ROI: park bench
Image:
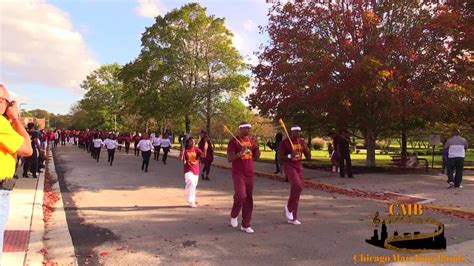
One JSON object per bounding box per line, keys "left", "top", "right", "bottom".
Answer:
{"left": 390, "top": 155, "right": 429, "bottom": 173}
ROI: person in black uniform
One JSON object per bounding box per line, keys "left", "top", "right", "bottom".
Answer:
{"left": 334, "top": 129, "right": 353, "bottom": 178}
{"left": 269, "top": 132, "right": 283, "bottom": 174}
{"left": 23, "top": 123, "right": 39, "bottom": 178}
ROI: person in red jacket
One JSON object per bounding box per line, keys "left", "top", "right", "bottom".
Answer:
{"left": 279, "top": 126, "right": 311, "bottom": 225}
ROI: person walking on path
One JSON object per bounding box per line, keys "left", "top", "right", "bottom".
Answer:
{"left": 269, "top": 132, "right": 283, "bottom": 174}
{"left": 334, "top": 129, "right": 353, "bottom": 178}
{"left": 180, "top": 137, "right": 207, "bottom": 208}
{"left": 48, "top": 130, "right": 55, "bottom": 150}
{"left": 198, "top": 131, "right": 214, "bottom": 181}
{"left": 60, "top": 130, "right": 66, "bottom": 146}
{"left": 445, "top": 129, "right": 468, "bottom": 189}
{"left": 279, "top": 126, "right": 311, "bottom": 225}
{"left": 0, "top": 84, "right": 33, "bottom": 261}
{"left": 84, "top": 131, "right": 92, "bottom": 153}
{"left": 138, "top": 133, "right": 153, "bottom": 172}
{"left": 133, "top": 132, "right": 141, "bottom": 157}
{"left": 54, "top": 130, "right": 60, "bottom": 148}
{"left": 117, "top": 133, "right": 123, "bottom": 151}
{"left": 152, "top": 133, "right": 162, "bottom": 161}
{"left": 104, "top": 133, "right": 119, "bottom": 166}
{"left": 161, "top": 134, "right": 172, "bottom": 165}
{"left": 227, "top": 122, "right": 260, "bottom": 234}
{"left": 124, "top": 133, "right": 131, "bottom": 154}
{"left": 92, "top": 133, "right": 104, "bottom": 162}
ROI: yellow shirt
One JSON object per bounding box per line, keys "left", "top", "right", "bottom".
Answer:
{"left": 0, "top": 116, "right": 24, "bottom": 178}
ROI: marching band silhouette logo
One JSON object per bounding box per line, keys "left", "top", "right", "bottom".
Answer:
{"left": 366, "top": 203, "right": 446, "bottom": 253}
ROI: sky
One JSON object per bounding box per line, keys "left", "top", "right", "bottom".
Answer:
{"left": 0, "top": 0, "right": 273, "bottom": 114}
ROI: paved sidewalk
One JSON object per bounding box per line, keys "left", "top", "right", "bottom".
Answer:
{"left": 168, "top": 149, "right": 474, "bottom": 218}
{"left": 2, "top": 175, "right": 44, "bottom": 266}
{"left": 2, "top": 150, "right": 76, "bottom": 266}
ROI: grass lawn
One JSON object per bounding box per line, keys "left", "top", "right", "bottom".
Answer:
{"left": 212, "top": 145, "right": 474, "bottom": 169}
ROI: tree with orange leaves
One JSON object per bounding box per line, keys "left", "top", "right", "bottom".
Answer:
{"left": 250, "top": 0, "right": 472, "bottom": 167}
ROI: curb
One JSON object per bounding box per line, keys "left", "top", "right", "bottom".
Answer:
{"left": 24, "top": 166, "right": 45, "bottom": 266}
{"left": 43, "top": 150, "right": 78, "bottom": 265}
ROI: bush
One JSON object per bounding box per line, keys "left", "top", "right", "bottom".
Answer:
{"left": 311, "top": 137, "right": 326, "bottom": 150}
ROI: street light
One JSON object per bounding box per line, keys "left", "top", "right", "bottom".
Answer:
{"left": 19, "top": 103, "right": 27, "bottom": 117}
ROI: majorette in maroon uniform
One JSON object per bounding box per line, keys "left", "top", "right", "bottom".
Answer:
{"left": 227, "top": 122, "right": 260, "bottom": 234}
{"left": 279, "top": 126, "right": 311, "bottom": 225}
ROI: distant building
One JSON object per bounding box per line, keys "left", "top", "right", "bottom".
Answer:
{"left": 19, "top": 117, "right": 46, "bottom": 130}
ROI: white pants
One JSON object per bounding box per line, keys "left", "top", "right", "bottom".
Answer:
{"left": 184, "top": 172, "right": 198, "bottom": 204}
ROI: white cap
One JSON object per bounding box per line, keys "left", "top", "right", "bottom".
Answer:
{"left": 239, "top": 123, "right": 252, "bottom": 128}
{"left": 291, "top": 126, "right": 301, "bottom": 131}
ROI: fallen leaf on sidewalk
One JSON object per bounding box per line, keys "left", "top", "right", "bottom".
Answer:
{"left": 38, "top": 248, "right": 48, "bottom": 255}
{"left": 43, "top": 260, "right": 58, "bottom": 266}
{"left": 116, "top": 246, "right": 124, "bottom": 251}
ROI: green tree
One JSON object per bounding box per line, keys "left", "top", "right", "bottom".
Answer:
{"left": 140, "top": 3, "right": 248, "bottom": 135}
{"left": 79, "top": 63, "right": 125, "bottom": 130}
{"left": 28, "top": 109, "right": 51, "bottom": 119}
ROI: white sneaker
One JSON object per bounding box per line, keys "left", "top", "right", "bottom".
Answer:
{"left": 447, "top": 182, "right": 454, "bottom": 188}
{"left": 288, "top": 220, "right": 302, "bottom": 225}
{"left": 230, "top": 217, "right": 238, "bottom": 228}
{"left": 189, "top": 202, "right": 197, "bottom": 208}
{"left": 240, "top": 226, "right": 254, "bottom": 233}
{"left": 285, "top": 206, "right": 294, "bottom": 221}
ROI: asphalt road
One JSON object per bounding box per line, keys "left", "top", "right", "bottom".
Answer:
{"left": 53, "top": 146, "right": 473, "bottom": 265}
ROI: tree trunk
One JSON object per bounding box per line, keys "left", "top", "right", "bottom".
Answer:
{"left": 206, "top": 89, "right": 211, "bottom": 136}
{"left": 307, "top": 133, "right": 312, "bottom": 150}
{"left": 206, "top": 65, "right": 212, "bottom": 136}
{"left": 185, "top": 114, "right": 191, "bottom": 134}
{"left": 401, "top": 128, "right": 408, "bottom": 163}
{"left": 365, "top": 128, "right": 377, "bottom": 167}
